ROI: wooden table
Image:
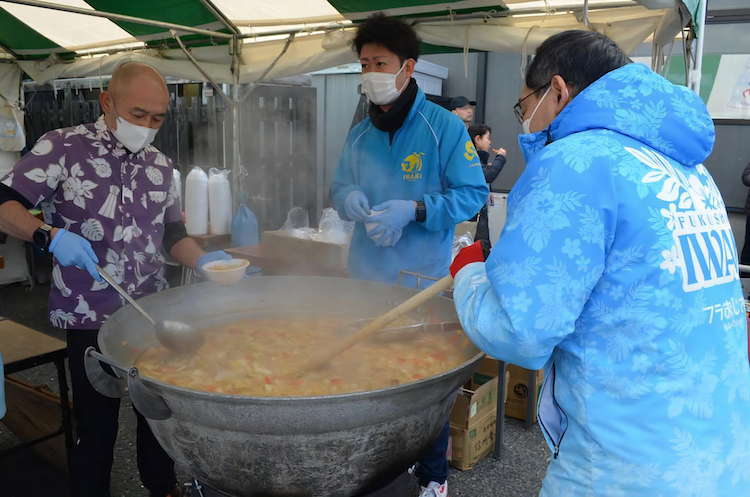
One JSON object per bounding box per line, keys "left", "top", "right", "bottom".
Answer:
{"left": 0, "top": 318, "right": 73, "bottom": 473}
{"left": 226, "top": 245, "right": 348, "bottom": 278}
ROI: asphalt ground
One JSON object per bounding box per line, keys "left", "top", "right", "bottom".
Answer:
{"left": 0, "top": 264, "right": 548, "bottom": 497}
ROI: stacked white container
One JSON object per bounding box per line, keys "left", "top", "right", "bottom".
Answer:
{"left": 208, "top": 168, "right": 232, "bottom": 235}
{"left": 185, "top": 166, "right": 208, "bottom": 235}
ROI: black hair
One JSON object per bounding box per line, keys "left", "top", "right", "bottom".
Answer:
{"left": 352, "top": 13, "right": 421, "bottom": 63}
{"left": 525, "top": 30, "right": 631, "bottom": 97}
{"left": 468, "top": 124, "right": 491, "bottom": 144}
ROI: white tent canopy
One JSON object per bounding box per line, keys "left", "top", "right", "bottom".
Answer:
{"left": 0, "top": 0, "right": 698, "bottom": 87}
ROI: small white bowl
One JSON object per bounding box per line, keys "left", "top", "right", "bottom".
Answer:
{"left": 201, "top": 258, "right": 250, "bottom": 285}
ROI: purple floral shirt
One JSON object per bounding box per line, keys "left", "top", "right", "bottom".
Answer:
{"left": 0, "top": 116, "right": 182, "bottom": 330}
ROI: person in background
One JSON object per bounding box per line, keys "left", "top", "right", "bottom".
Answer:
{"left": 450, "top": 30, "right": 750, "bottom": 496}
{"left": 0, "top": 61, "right": 230, "bottom": 497}
{"left": 740, "top": 161, "right": 750, "bottom": 279}
{"left": 467, "top": 124, "right": 506, "bottom": 250}
{"left": 331, "top": 13, "right": 488, "bottom": 497}
{"left": 449, "top": 96, "right": 475, "bottom": 129}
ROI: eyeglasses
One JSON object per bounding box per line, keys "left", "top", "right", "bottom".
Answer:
{"left": 513, "top": 84, "right": 550, "bottom": 124}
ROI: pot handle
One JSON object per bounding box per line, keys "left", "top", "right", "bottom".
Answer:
{"left": 84, "top": 346, "right": 127, "bottom": 398}
{"left": 127, "top": 367, "right": 172, "bottom": 420}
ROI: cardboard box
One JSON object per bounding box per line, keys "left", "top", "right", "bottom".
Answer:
{"left": 449, "top": 366, "right": 501, "bottom": 471}
{"left": 260, "top": 230, "right": 349, "bottom": 271}
{"left": 449, "top": 408, "right": 497, "bottom": 471}
{"left": 505, "top": 364, "right": 543, "bottom": 422}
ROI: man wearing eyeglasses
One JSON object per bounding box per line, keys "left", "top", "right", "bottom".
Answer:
{"left": 449, "top": 30, "right": 750, "bottom": 495}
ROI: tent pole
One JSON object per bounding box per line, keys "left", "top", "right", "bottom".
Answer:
{"left": 688, "top": 0, "right": 707, "bottom": 95}
{"left": 198, "top": 0, "right": 241, "bottom": 35}
{"left": 1, "top": 0, "right": 233, "bottom": 39}
{"left": 231, "top": 36, "right": 243, "bottom": 206}
{"left": 171, "top": 31, "right": 231, "bottom": 105}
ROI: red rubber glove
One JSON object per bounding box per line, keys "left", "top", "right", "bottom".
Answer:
{"left": 450, "top": 241, "right": 485, "bottom": 278}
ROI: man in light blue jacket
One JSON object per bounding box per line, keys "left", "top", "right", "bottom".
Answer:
{"left": 452, "top": 31, "right": 750, "bottom": 495}
{"left": 331, "top": 14, "right": 487, "bottom": 497}
{"left": 331, "top": 16, "right": 488, "bottom": 288}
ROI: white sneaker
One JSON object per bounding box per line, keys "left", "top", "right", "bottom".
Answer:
{"left": 419, "top": 481, "right": 448, "bottom": 497}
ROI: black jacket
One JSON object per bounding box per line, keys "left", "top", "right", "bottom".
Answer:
{"left": 478, "top": 150, "right": 506, "bottom": 185}
{"left": 473, "top": 150, "right": 506, "bottom": 246}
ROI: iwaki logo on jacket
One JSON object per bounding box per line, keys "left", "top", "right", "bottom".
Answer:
{"left": 401, "top": 152, "right": 424, "bottom": 180}
{"left": 628, "top": 147, "right": 739, "bottom": 292}
{"left": 463, "top": 140, "right": 481, "bottom": 167}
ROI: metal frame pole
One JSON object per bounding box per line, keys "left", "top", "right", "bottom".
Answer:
{"left": 0, "top": 0, "right": 233, "bottom": 39}
{"left": 688, "top": 0, "right": 708, "bottom": 95}
{"left": 231, "top": 36, "right": 243, "bottom": 208}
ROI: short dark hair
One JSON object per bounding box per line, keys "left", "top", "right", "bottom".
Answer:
{"left": 525, "top": 30, "right": 631, "bottom": 97}
{"left": 468, "top": 124, "right": 491, "bottom": 143}
{"left": 352, "top": 13, "right": 421, "bottom": 63}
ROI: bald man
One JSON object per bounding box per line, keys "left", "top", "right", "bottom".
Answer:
{"left": 0, "top": 62, "right": 227, "bottom": 497}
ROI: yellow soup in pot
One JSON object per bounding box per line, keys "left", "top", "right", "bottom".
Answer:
{"left": 134, "top": 315, "right": 470, "bottom": 397}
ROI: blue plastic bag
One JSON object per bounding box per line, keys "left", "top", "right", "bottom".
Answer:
{"left": 231, "top": 204, "right": 259, "bottom": 248}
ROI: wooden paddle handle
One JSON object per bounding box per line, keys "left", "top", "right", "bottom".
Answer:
{"left": 302, "top": 274, "right": 454, "bottom": 373}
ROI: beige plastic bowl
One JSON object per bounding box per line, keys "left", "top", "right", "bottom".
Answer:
{"left": 201, "top": 258, "right": 250, "bottom": 285}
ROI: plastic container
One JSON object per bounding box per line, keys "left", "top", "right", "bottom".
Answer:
{"left": 208, "top": 168, "right": 232, "bottom": 235}
{"left": 185, "top": 166, "right": 208, "bottom": 236}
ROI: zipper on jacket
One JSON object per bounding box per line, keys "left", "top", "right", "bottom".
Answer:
{"left": 537, "top": 362, "right": 568, "bottom": 459}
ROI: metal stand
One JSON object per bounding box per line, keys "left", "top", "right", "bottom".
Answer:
{"left": 397, "top": 269, "right": 441, "bottom": 290}
{"left": 526, "top": 369, "right": 537, "bottom": 431}
{"left": 188, "top": 474, "right": 409, "bottom": 497}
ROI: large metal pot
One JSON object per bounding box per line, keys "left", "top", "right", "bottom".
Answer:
{"left": 86, "top": 277, "right": 483, "bottom": 497}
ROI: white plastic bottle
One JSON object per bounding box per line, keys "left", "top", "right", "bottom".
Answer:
{"left": 208, "top": 168, "right": 232, "bottom": 235}
{"left": 185, "top": 166, "right": 208, "bottom": 235}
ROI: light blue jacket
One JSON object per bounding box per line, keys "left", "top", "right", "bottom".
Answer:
{"left": 453, "top": 63, "right": 750, "bottom": 495}
{"left": 332, "top": 88, "right": 488, "bottom": 285}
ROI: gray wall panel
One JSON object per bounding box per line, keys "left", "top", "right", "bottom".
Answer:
{"left": 483, "top": 52, "right": 526, "bottom": 192}
{"left": 422, "top": 53, "right": 479, "bottom": 100}
{"left": 704, "top": 124, "right": 750, "bottom": 211}
{"left": 312, "top": 73, "right": 363, "bottom": 213}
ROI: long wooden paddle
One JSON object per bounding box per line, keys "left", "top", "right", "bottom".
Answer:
{"left": 300, "top": 274, "right": 454, "bottom": 374}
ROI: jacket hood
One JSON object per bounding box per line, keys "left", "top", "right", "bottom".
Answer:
{"left": 549, "top": 63, "right": 714, "bottom": 167}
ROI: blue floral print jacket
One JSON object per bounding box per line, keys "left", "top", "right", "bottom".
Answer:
{"left": 453, "top": 63, "right": 750, "bottom": 496}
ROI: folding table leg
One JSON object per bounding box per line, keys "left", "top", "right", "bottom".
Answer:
{"left": 54, "top": 357, "right": 74, "bottom": 491}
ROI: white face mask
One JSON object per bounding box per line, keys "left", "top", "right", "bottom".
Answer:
{"left": 361, "top": 62, "right": 409, "bottom": 106}
{"left": 110, "top": 102, "right": 159, "bottom": 153}
{"left": 521, "top": 86, "right": 552, "bottom": 135}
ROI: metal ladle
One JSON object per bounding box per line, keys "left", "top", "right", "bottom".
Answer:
{"left": 95, "top": 265, "right": 204, "bottom": 354}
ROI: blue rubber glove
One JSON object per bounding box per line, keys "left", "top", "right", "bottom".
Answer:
{"left": 366, "top": 200, "right": 416, "bottom": 247}
{"left": 344, "top": 190, "right": 371, "bottom": 222}
{"left": 49, "top": 229, "right": 102, "bottom": 282}
{"left": 197, "top": 250, "right": 232, "bottom": 276}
